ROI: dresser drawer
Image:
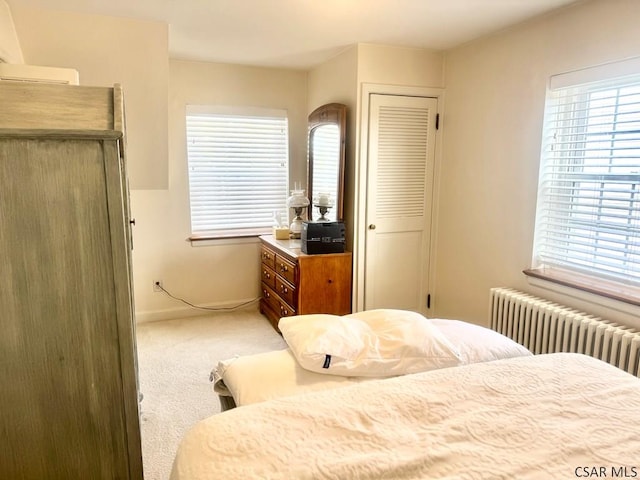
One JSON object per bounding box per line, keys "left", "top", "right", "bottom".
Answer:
{"left": 274, "top": 254, "right": 296, "bottom": 285}
{"left": 261, "top": 265, "right": 276, "bottom": 289}
{"left": 260, "top": 246, "right": 276, "bottom": 269}
{"left": 261, "top": 284, "right": 296, "bottom": 319}
{"left": 261, "top": 284, "right": 278, "bottom": 312}
{"left": 276, "top": 298, "right": 295, "bottom": 318}
{"left": 275, "top": 276, "right": 295, "bottom": 306}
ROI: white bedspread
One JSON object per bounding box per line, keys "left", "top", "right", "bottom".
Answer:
{"left": 172, "top": 353, "right": 640, "bottom": 480}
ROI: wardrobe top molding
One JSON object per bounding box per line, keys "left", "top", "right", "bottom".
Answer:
{"left": 0, "top": 82, "right": 125, "bottom": 134}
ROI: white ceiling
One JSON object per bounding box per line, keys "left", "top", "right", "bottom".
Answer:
{"left": 10, "top": 0, "right": 581, "bottom": 69}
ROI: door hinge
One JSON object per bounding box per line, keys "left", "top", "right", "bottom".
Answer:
{"left": 435, "top": 113, "right": 440, "bottom": 130}
{"left": 427, "top": 293, "right": 431, "bottom": 309}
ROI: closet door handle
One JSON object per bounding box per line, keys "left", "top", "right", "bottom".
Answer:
{"left": 368, "top": 224, "right": 376, "bottom": 230}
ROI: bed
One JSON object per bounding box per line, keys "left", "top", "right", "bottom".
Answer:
{"left": 212, "top": 309, "right": 532, "bottom": 408}
{"left": 173, "top": 352, "right": 640, "bottom": 479}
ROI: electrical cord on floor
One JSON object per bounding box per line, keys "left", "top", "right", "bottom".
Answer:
{"left": 155, "top": 282, "right": 260, "bottom": 312}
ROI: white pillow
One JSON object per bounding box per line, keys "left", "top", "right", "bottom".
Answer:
{"left": 278, "top": 309, "right": 463, "bottom": 377}
{"left": 429, "top": 318, "right": 532, "bottom": 364}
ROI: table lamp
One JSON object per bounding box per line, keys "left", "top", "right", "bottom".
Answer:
{"left": 286, "top": 189, "right": 310, "bottom": 238}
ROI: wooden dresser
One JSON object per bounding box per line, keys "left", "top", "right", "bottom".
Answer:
{"left": 0, "top": 82, "right": 142, "bottom": 479}
{"left": 259, "top": 235, "right": 352, "bottom": 330}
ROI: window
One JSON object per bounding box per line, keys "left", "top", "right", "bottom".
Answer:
{"left": 531, "top": 59, "right": 640, "bottom": 301}
{"left": 186, "top": 106, "right": 289, "bottom": 238}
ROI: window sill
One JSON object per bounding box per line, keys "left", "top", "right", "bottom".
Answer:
{"left": 189, "top": 231, "right": 265, "bottom": 247}
{"left": 523, "top": 268, "right": 640, "bottom": 308}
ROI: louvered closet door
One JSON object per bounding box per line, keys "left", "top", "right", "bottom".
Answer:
{"left": 364, "top": 94, "right": 438, "bottom": 311}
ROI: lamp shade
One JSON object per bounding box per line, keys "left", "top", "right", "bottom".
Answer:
{"left": 313, "top": 192, "right": 333, "bottom": 208}
{"left": 286, "top": 189, "right": 310, "bottom": 208}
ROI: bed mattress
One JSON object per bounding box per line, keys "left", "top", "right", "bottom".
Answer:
{"left": 213, "top": 316, "right": 531, "bottom": 407}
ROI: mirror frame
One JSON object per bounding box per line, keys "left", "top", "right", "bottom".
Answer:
{"left": 307, "top": 103, "right": 347, "bottom": 222}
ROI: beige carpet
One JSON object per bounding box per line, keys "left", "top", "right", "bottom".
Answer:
{"left": 136, "top": 308, "right": 287, "bottom": 480}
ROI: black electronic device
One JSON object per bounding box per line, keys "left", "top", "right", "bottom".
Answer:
{"left": 301, "top": 221, "right": 346, "bottom": 254}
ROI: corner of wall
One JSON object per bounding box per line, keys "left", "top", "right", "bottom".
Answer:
{"left": 0, "top": 0, "right": 24, "bottom": 63}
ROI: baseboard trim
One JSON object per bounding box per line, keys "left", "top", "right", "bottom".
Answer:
{"left": 135, "top": 298, "right": 261, "bottom": 324}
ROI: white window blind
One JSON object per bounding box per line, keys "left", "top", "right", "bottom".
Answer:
{"left": 533, "top": 68, "right": 640, "bottom": 287}
{"left": 186, "top": 106, "right": 289, "bottom": 237}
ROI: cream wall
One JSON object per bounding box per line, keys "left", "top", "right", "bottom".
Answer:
{"left": 308, "top": 45, "right": 444, "bottom": 314}
{"left": 0, "top": 0, "right": 23, "bottom": 62}
{"left": 307, "top": 46, "right": 359, "bottom": 248}
{"left": 307, "top": 44, "right": 444, "bottom": 259}
{"left": 7, "top": 4, "right": 308, "bottom": 322}
{"left": 436, "top": 0, "right": 640, "bottom": 327}
{"left": 308, "top": 46, "right": 359, "bottom": 110}
{"left": 132, "top": 60, "right": 308, "bottom": 321}
{"left": 11, "top": 0, "right": 638, "bottom": 326}
{"left": 9, "top": 4, "right": 169, "bottom": 190}
{"left": 352, "top": 44, "right": 445, "bottom": 313}
{"left": 356, "top": 43, "right": 444, "bottom": 87}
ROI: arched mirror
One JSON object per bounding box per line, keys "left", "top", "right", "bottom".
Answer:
{"left": 307, "top": 103, "right": 347, "bottom": 222}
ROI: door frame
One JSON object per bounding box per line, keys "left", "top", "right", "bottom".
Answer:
{"left": 353, "top": 83, "right": 445, "bottom": 313}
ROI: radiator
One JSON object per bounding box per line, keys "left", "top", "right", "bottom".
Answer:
{"left": 489, "top": 287, "right": 640, "bottom": 377}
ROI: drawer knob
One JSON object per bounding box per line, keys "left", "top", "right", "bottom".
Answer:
{"left": 280, "top": 263, "right": 288, "bottom": 272}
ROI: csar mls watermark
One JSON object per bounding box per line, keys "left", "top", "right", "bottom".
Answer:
{"left": 575, "top": 466, "right": 638, "bottom": 478}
